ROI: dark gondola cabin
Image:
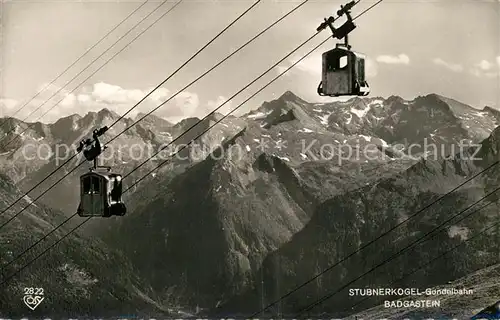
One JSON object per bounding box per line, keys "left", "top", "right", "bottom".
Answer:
{"left": 315, "top": 1, "right": 370, "bottom": 97}
{"left": 317, "top": 44, "right": 370, "bottom": 97}
{"left": 76, "top": 126, "right": 126, "bottom": 218}
{"left": 77, "top": 170, "right": 126, "bottom": 217}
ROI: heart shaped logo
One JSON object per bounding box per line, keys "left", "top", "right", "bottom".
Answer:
{"left": 23, "top": 295, "right": 44, "bottom": 310}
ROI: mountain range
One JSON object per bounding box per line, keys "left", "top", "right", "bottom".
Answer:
{"left": 0, "top": 91, "right": 499, "bottom": 317}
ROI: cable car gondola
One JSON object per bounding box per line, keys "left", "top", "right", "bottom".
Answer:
{"left": 316, "top": 1, "right": 370, "bottom": 97}
{"left": 76, "top": 126, "right": 126, "bottom": 218}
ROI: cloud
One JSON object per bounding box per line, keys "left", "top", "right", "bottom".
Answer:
{"left": 174, "top": 92, "right": 198, "bottom": 115}
{"left": 0, "top": 82, "right": 199, "bottom": 123}
{"left": 294, "top": 54, "right": 322, "bottom": 75}
{"left": 61, "top": 93, "right": 76, "bottom": 107}
{"left": 149, "top": 87, "right": 170, "bottom": 104}
{"left": 207, "top": 96, "right": 233, "bottom": 115}
{"left": 77, "top": 93, "right": 91, "bottom": 104}
{"left": 0, "top": 98, "right": 20, "bottom": 117}
{"left": 470, "top": 58, "right": 500, "bottom": 77}
{"left": 365, "top": 58, "right": 378, "bottom": 78}
{"left": 376, "top": 54, "right": 410, "bottom": 65}
{"left": 470, "top": 67, "right": 498, "bottom": 78}
{"left": 149, "top": 90, "right": 199, "bottom": 122}
{"left": 476, "top": 60, "right": 493, "bottom": 71}
{"left": 275, "top": 53, "right": 321, "bottom": 77}
{"left": 432, "top": 58, "right": 464, "bottom": 72}
{"left": 91, "top": 82, "right": 149, "bottom": 104}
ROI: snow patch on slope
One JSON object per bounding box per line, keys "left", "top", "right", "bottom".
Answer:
{"left": 350, "top": 103, "right": 371, "bottom": 118}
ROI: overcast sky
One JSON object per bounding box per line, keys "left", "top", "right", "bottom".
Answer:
{"left": 1, "top": 0, "right": 499, "bottom": 123}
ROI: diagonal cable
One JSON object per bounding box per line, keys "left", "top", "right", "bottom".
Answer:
{"left": 294, "top": 185, "right": 500, "bottom": 316}
{"left": 0, "top": 0, "right": 174, "bottom": 150}
{"left": 0, "top": 0, "right": 149, "bottom": 132}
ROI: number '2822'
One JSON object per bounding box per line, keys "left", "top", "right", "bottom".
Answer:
{"left": 23, "top": 287, "right": 43, "bottom": 295}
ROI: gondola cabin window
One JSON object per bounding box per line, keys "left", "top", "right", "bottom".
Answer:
{"left": 83, "top": 177, "right": 91, "bottom": 194}
{"left": 339, "top": 55, "right": 348, "bottom": 69}
{"left": 82, "top": 176, "right": 102, "bottom": 194}
{"left": 326, "top": 53, "right": 349, "bottom": 71}
{"left": 92, "top": 176, "right": 100, "bottom": 194}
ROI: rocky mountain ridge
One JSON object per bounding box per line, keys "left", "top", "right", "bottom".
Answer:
{"left": 212, "top": 125, "right": 500, "bottom": 318}
{"left": 93, "top": 92, "right": 500, "bottom": 315}
{"left": 0, "top": 91, "right": 498, "bottom": 317}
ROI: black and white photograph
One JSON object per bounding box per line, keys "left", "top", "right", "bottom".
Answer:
{"left": 0, "top": 0, "right": 499, "bottom": 318}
